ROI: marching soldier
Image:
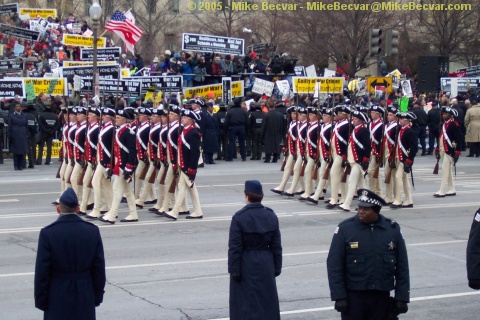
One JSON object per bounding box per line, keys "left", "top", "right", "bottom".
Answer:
{"left": 85, "top": 107, "right": 115, "bottom": 220}
{"left": 433, "top": 107, "right": 461, "bottom": 197}
{"left": 78, "top": 107, "right": 100, "bottom": 215}
{"left": 150, "top": 108, "right": 170, "bottom": 214}
{"left": 164, "top": 109, "right": 204, "bottom": 220}
{"left": 52, "top": 108, "right": 69, "bottom": 206}
{"left": 158, "top": 105, "right": 188, "bottom": 216}
{"left": 299, "top": 106, "right": 319, "bottom": 201}
{"left": 308, "top": 108, "right": 333, "bottom": 204}
{"left": 383, "top": 106, "right": 399, "bottom": 204}
{"left": 283, "top": 106, "right": 308, "bottom": 197}
{"left": 136, "top": 108, "right": 162, "bottom": 208}
{"left": 327, "top": 188, "right": 410, "bottom": 319}
{"left": 326, "top": 105, "right": 352, "bottom": 209}
{"left": 133, "top": 107, "right": 153, "bottom": 201}
{"left": 338, "top": 111, "right": 371, "bottom": 212}
{"left": 70, "top": 107, "right": 87, "bottom": 203}
{"left": 390, "top": 112, "right": 418, "bottom": 209}
{"left": 271, "top": 107, "right": 302, "bottom": 194}
{"left": 367, "top": 105, "right": 385, "bottom": 197}
{"left": 63, "top": 107, "right": 77, "bottom": 192}
{"left": 191, "top": 99, "right": 205, "bottom": 167}
{"left": 99, "top": 108, "right": 138, "bottom": 223}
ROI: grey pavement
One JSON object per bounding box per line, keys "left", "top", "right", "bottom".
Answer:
{"left": 0, "top": 154, "right": 479, "bottom": 319}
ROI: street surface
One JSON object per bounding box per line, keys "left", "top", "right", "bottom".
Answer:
{"left": 0, "top": 155, "right": 479, "bottom": 319}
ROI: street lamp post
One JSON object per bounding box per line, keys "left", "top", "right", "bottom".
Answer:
{"left": 89, "top": 1, "right": 102, "bottom": 98}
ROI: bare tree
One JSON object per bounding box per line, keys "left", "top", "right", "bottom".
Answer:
{"left": 414, "top": 0, "right": 480, "bottom": 65}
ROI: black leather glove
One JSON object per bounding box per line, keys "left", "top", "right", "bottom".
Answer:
{"left": 334, "top": 299, "right": 348, "bottom": 313}
{"left": 361, "top": 162, "right": 369, "bottom": 171}
{"left": 274, "top": 270, "right": 281, "bottom": 277}
{"left": 123, "top": 170, "right": 132, "bottom": 181}
{"left": 469, "top": 279, "right": 480, "bottom": 290}
{"left": 231, "top": 273, "right": 241, "bottom": 282}
{"left": 453, "top": 155, "right": 459, "bottom": 164}
{"left": 302, "top": 155, "right": 306, "bottom": 162}
{"left": 395, "top": 301, "right": 408, "bottom": 315}
{"left": 403, "top": 163, "right": 411, "bottom": 174}
{"left": 435, "top": 152, "right": 440, "bottom": 160}
{"left": 375, "top": 157, "right": 380, "bottom": 163}
{"left": 341, "top": 159, "right": 347, "bottom": 168}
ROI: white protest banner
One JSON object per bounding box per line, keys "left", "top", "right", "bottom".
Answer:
{"left": 356, "top": 80, "right": 366, "bottom": 96}
{"left": 48, "top": 59, "right": 59, "bottom": 70}
{"left": 73, "top": 75, "right": 81, "bottom": 91}
{"left": 276, "top": 80, "right": 290, "bottom": 97}
{"left": 245, "top": 99, "right": 254, "bottom": 111}
{"left": 324, "top": 68, "right": 336, "bottom": 77}
{"left": 252, "top": 78, "right": 274, "bottom": 96}
{"left": 400, "top": 80, "right": 413, "bottom": 97}
{"left": 305, "top": 64, "right": 317, "bottom": 77}
{"left": 313, "top": 82, "right": 320, "bottom": 98}
{"left": 450, "top": 78, "right": 458, "bottom": 98}
{"left": 13, "top": 43, "right": 24, "bottom": 56}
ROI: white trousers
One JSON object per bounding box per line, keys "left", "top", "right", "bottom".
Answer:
{"left": 392, "top": 160, "right": 413, "bottom": 206}
{"left": 437, "top": 152, "right": 455, "bottom": 195}
{"left": 104, "top": 169, "right": 137, "bottom": 221}
{"left": 341, "top": 163, "right": 366, "bottom": 209}
{"left": 169, "top": 171, "right": 203, "bottom": 218}
{"left": 329, "top": 153, "right": 347, "bottom": 205}
{"left": 90, "top": 164, "right": 113, "bottom": 217}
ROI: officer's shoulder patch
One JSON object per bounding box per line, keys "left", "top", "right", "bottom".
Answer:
{"left": 334, "top": 226, "right": 339, "bottom": 234}
{"left": 475, "top": 212, "right": 480, "bottom": 222}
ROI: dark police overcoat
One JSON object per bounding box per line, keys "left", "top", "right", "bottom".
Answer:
{"left": 467, "top": 209, "right": 480, "bottom": 285}
{"left": 34, "top": 214, "right": 106, "bottom": 320}
{"left": 261, "top": 109, "right": 283, "bottom": 154}
{"left": 7, "top": 112, "right": 28, "bottom": 154}
{"left": 201, "top": 111, "right": 219, "bottom": 154}
{"left": 228, "top": 203, "right": 282, "bottom": 320}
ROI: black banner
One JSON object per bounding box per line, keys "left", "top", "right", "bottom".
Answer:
{"left": 0, "top": 79, "right": 24, "bottom": 98}
{"left": 0, "top": 59, "right": 24, "bottom": 71}
{"left": 222, "top": 77, "right": 232, "bottom": 103}
{"left": 130, "top": 76, "right": 182, "bottom": 93}
{"left": 457, "top": 65, "right": 480, "bottom": 78}
{"left": 80, "top": 78, "right": 142, "bottom": 96}
{"left": 182, "top": 33, "right": 244, "bottom": 56}
{"left": 0, "top": 23, "right": 40, "bottom": 41}
{"left": 0, "top": 3, "right": 18, "bottom": 15}
{"left": 62, "top": 65, "right": 120, "bottom": 80}
{"left": 247, "top": 43, "right": 277, "bottom": 54}
{"left": 440, "top": 78, "right": 480, "bottom": 93}
{"left": 294, "top": 66, "right": 306, "bottom": 77}
{"left": 80, "top": 47, "right": 121, "bottom": 60}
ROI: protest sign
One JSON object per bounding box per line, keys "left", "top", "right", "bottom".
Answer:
{"left": 252, "top": 78, "right": 275, "bottom": 96}
{"left": 62, "top": 34, "right": 106, "bottom": 48}
{"left": 292, "top": 77, "right": 344, "bottom": 93}
{"left": 182, "top": 33, "right": 244, "bottom": 56}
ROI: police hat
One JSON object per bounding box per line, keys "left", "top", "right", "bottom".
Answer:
{"left": 370, "top": 105, "right": 385, "bottom": 115}
{"left": 182, "top": 108, "right": 201, "bottom": 121}
{"left": 89, "top": 107, "right": 101, "bottom": 116}
{"left": 357, "top": 188, "right": 386, "bottom": 208}
{"left": 102, "top": 107, "right": 116, "bottom": 117}
{"left": 169, "top": 104, "right": 182, "bottom": 115}
{"left": 117, "top": 108, "right": 135, "bottom": 120}
{"left": 352, "top": 110, "right": 369, "bottom": 123}
{"left": 335, "top": 105, "right": 351, "bottom": 114}
{"left": 136, "top": 107, "right": 151, "bottom": 116}
{"left": 396, "top": 112, "right": 417, "bottom": 120}
{"left": 442, "top": 106, "right": 458, "bottom": 117}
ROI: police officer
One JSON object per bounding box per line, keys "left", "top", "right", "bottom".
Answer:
{"left": 467, "top": 207, "right": 480, "bottom": 290}
{"left": 249, "top": 102, "right": 266, "bottom": 160}
{"left": 327, "top": 188, "right": 410, "bottom": 319}
{"left": 215, "top": 102, "right": 228, "bottom": 160}
{"left": 36, "top": 101, "right": 59, "bottom": 165}
{"left": 22, "top": 102, "right": 38, "bottom": 169}
{"left": 225, "top": 97, "right": 249, "bottom": 162}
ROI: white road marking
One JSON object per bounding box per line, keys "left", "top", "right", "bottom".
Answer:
{"left": 0, "top": 199, "right": 19, "bottom": 203}
{"left": 0, "top": 240, "right": 465, "bottom": 278}
{"left": 209, "top": 291, "right": 480, "bottom": 319}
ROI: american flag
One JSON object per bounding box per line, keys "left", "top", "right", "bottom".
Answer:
{"left": 105, "top": 10, "right": 143, "bottom": 53}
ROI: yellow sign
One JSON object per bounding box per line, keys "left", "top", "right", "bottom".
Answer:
{"left": 19, "top": 8, "right": 57, "bottom": 19}
{"left": 62, "top": 34, "right": 106, "bottom": 48}
{"left": 27, "top": 140, "right": 62, "bottom": 159}
{"left": 366, "top": 77, "right": 393, "bottom": 93}
{"left": 63, "top": 61, "right": 117, "bottom": 67}
{"left": 24, "top": 78, "right": 68, "bottom": 96}
{"left": 183, "top": 81, "right": 244, "bottom": 99}
{"left": 292, "top": 77, "right": 344, "bottom": 93}
{"left": 121, "top": 68, "right": 130, "bottom": 78}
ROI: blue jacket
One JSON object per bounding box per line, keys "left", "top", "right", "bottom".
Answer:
{"left": 228, "top": 203, "right": 282, "bottom": 320}
{"left": 34, "top": 214, "right": 106, "bottom": 320}
{"left": 327, "top": 214, "right": 410, "bottom": 302}
{"left": 7, "top": 111, "right": 28, "bottom": 154}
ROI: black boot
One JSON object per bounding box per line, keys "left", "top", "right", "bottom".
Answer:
{"left": 264, "top": 154, "right": 271, "bottom": 163}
